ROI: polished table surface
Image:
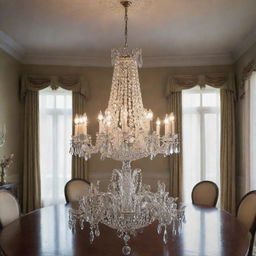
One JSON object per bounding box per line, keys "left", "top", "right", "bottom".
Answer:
{"left": 0, "top": 204, "right": 249, "bottom": 256}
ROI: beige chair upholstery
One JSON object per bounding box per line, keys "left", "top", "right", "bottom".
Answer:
{"left": 0, "top": 190, "right": 20, "bottom": 228}
{"left": 191, "top": 181, "right": 219, "bottom": 207}
{"left": 237, "top": 190, "right": 256, "bottom": 256}
{"left": 64, "top": 179, "right": 90, "bottom": 203}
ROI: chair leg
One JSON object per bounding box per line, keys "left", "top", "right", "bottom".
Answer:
{"left": 247, "top": 234, "right": 255, "bottom": 256}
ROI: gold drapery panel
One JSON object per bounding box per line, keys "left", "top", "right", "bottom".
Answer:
{"left": 72, "top": 92, "right": 88, "bottom": 180}
{"left": 22, "top": 91, "right": 41, "bottom": 213}
{"left": 239, "top": 60, "right": 256, "bottom": 97}
{"left": 21, "top": 75, "right": 89, "bottom": 212}
{"left": 20, "top": 75, "right": 89, "bottom": 100}
{"left": 166, "top": 72, "right": 236, "bottom": 214}
{"left": 167, "top": 92, "right": 183, "bottom": 199}
{"left": 166, "top": 73, "right": 236, "bottom": 94}
{"left": 220, "top": 90, "right": 236, "bottom": 214}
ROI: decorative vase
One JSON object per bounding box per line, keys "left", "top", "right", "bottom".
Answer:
{"left": 0, "top": 167, "right": 6, "bottom": 184}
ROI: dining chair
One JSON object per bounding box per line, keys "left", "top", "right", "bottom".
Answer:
{"left": 237, "top": 190, "right": 256, "bottom": 256}
{"left": 191, "top": 181, "right": 219, "bottom": 207}
{"left": 64, "top": 178, "right": 90, "bottom": 203}
{"left": 0, "top": 190, "right": 20, "bottom": 228}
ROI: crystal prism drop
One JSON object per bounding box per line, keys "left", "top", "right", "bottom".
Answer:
{"left": 124, "top": 234, "right": 130, "bottom": 244}
{"left": 163, "top": 229, "right": 168, "bottom": 244}
{"left": 89, "top": 230, "right": 94, "bottom": 244}
{"left": 95, "top": 228, "right": 100, "bottom": 237}
{"left": 157, "top": 224, "right": 162, "bottom": 234}
{"left": 122, "top": 245, "right": 131, "bottom": 255}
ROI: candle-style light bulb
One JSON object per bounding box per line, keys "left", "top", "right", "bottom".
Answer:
{"left": 98, "top": 111, "right": 103, "bottom": 121}
{"left": 147, "top": 109, "right": 153, "bottom": 120}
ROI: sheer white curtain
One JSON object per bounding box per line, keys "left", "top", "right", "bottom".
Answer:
{"left": 39, "top": 88, "right": 72, "bottom": 207}
{"left": 243, "top": 71, "right": 256, "bottom": 191}
{"left": 182, "top": 86, "right": 220, "bottom": 203}
{"left": 250, "top": 72, "right": 256, "bottom": 190}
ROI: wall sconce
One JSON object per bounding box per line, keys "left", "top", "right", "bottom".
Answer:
{"left": 0, "top": 124, "right": 6, "bottom": 147}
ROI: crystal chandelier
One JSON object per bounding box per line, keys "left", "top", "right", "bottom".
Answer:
{"left": 69, "top": 1, "right": 184, "bottom": 255}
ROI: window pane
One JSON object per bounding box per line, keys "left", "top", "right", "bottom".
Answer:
{"left": 183, "top": 87, "right": 200, "bottom": 108}
{"left": 66, "top": 95, "right": 72, "bottom": 109}
{"left": 182, "top": 113, "right": 201, "bottom": 203}
{"left": 182, "top": 86, "right": 220, "bottom": 203}
{"left": 204, "top": 113, "right": 220, "bottom": 185}
{"left": 46, "top": 95, "right": 54, "bottom": 108}
{"left": 39, "top": 87, "right": 72, "bottom": 207}
{"left": 250, "top": 72, "right": 256, "bottom": 189}
{"left": 56, "top": 95, "right": 64, "bottom": 109}
{"left": 202, "top": 93, "right": 217, "bottom": 107}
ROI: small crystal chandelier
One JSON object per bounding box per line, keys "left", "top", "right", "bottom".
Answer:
{"left": 69, "top": 1, "right": 184, "bottom": 255}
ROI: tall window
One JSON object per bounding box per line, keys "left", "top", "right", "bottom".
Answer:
{"left": 249, "top": 72, "right": 256, "bottom": 189}
{"left": 39, "top": 88, "right": 72, "bottom": 207}
{"left": 182, "top": 86, "right": 220, "bottom": 203}
{"left": 245, "top": 71, "right": 256, "bottom": 190}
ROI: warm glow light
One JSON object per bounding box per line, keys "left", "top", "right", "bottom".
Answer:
{"left": 74, "top": 115, "right": 79, "bottom": 124}
{"left": 156, "top": 118, "right": 161, "bottom": 126}
{"left": 147, "top": 109, "right": 153, "bottom": 120}
{"left": 169, "top": 113, "right": 175, "bottom": 122}
{"left": 98, "top": 111, "right": 104, "bottom": 121}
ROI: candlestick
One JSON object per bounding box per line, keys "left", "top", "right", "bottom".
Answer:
{"left": 98, "top": 111, "right": 104, "bottom": 133}
{"left": 169, "top": 113, "right": 175, "bottom": 134}
{"left": 156, "top": 118, "right": 161, "bottom": 135}
{"left": 164, "top": 114, "right": 169, "bottom": 135}
{"left": 74, "top": 114, "right": 79, "bottom": 135}
{"left": 146, "top": 109, "right": 153, "bottom": 133}
{"left": 82, "top": 113, "right": 87, "bottom": 135}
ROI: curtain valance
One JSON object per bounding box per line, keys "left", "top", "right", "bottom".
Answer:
{"left": 166, "top": 73, "right": 235, "bottom": 97}
{"left": 239, "top": 61, "right": 256, "bottom": 97}
{"left": 21, "top": 75, "right": 89, "bottom": 100}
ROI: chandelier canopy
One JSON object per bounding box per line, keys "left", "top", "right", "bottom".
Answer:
{"left": 69, "top": 1, "right": 184, "bottom": 255}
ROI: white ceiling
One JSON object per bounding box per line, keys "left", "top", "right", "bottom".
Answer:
{"left": 0, "top": 0, "right": 256, "bottom": 66}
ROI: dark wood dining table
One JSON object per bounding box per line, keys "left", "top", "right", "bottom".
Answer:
{"left": 0, "top": 203, "right": 249, "bottom": 256}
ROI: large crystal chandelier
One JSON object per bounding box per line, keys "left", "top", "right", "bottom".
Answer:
{"left": 69, "top": 1, "right": 184, "bottom": 255}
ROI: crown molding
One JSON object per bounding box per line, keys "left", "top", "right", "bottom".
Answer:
{"left": 23, "top": 54, "right": 112, "bottom": 67}
{"left": 232, "top": 28, "right": 256, "bottom": 61}
{"left": 23, "top": 52, "right": 233, "bottom": 67}
{"left": 0, "top": 29, "right": 233, "bottom": 67}
{"left": 143, "top": 54, "right": 233, "bottom": 67}
{"left": 0, "top": 31, "right": 25, "bottom": 61}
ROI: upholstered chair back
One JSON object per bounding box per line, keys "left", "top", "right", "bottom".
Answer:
{"left": 237, "top": 190, "right": 256, "bottom": 256}
{"left": 191, "top": 181, "right": 219, "bottom": 207}
{"left": 0, "top": 190, "right": 20, "bottom": 228}
{"left": 64, "top": 179, "right": 90, "bottom": 203}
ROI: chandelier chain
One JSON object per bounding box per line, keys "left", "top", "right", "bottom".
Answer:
{"left": 124, "top": 5, "right": 128, "bottom": 48}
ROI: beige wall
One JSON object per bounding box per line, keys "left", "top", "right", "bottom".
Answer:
{"left": 0, "top": 49, "right": 22, "bottom": 185}
{"left": 22, "top": 63, "right": 233, "bottom": 190}
{"left": 235, "top": 41, "right": 256, "bottom": 200}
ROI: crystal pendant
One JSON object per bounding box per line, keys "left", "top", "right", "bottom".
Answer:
{"left": 122, "top": 245, "right": 131, "bottom": 255}
{"left": 163, "top": 228, "right": 168, "bottom": 244}
{"left": 89, "top": 230, "right": 94, "bottom": 244}
{"left": 157, "top": 224, "right": 162, "bottom": 234}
